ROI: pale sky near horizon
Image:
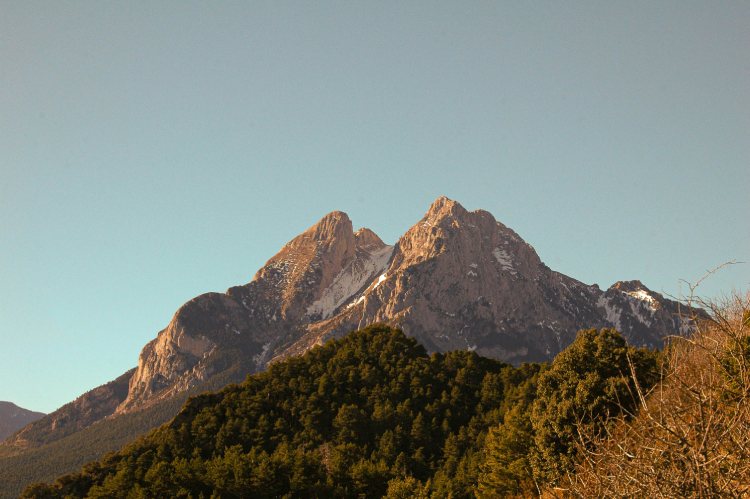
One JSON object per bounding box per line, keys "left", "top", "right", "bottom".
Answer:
{"left": 1, "top": 1, "right": 748, "bottom": 413}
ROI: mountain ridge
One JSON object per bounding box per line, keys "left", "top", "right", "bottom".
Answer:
{"left": 0, "top": 402, "right": 44, "bottom": 443}
{"left": 2, "top": 196, "right": 698, "bottom": 458}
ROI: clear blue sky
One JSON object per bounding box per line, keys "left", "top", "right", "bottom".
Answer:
{"left": 1, "top": 1, "right": 748, "bottom": 413}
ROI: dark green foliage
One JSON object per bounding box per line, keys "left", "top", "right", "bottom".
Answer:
{"left": 25, "top": 325, "right": 536, "bottom": 498}
{"left": 476, "top": 329, "right": 660, "bottom": 495}
{"left": 531, "top": 328, "right": 659, "bottom": 483}
{"left": 475, "top": 362, "right": 543, "bottom": 496}
{"left": 476, "top": 401, "right": 536, "bottom": 496}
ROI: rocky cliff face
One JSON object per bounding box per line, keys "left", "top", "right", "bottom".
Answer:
{"left": 6, "top": 196, "right": 699, "bottom": 449}
{"left": 116, "top": 210, "right": 393, "bottom": 414}
{"left": 0, "top": 402, "right": 44, "bottom": 442}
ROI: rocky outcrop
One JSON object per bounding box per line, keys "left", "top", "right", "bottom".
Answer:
{"left": 115, "top": 294, "right": 238, "bottom": 413}
{"left": 116, "top": 211, "right": 394, "bottom": 414}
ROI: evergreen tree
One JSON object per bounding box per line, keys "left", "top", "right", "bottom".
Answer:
{"left": 476, "top": 402, "right": 535, "bottom": 497}
{"left": 530, "top": 328, "right": 658, "bottom": 481}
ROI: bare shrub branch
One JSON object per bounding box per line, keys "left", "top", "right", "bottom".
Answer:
{"left": 568, "top": 288, "right": 750, "bottom": 498}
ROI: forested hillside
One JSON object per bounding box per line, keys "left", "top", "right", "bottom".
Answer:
{"left": 24, "top": 324, "right": 659, "bottom": 498}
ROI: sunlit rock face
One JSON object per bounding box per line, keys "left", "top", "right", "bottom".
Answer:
{"left": 117, "top": 209, "right": 395, "bottom": 414}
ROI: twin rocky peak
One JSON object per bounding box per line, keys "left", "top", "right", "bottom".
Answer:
{"left": 6, "top": 197, "right": 694, "bottom": 449}
{"left": 123, "top": 194, "right": 552, "bottom": 415}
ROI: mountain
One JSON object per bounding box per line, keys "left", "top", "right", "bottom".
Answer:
{"left": 0, "top": 402, "right": 44, "bottom": 442}
{"left": 1, "top": 197, "right": 699, "bottom": 489}
{"left": 104, "top": 196, "right": 693, "bottom": 418}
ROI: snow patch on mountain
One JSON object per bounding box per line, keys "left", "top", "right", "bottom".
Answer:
{"left": 492, "top": 247, "right": 517, "bottom": 275}
{"left": 626, "top": 299, "right": 654, "bottom": 326}
{"left": 626, "top": 289, "right": 658, "bottom": 309}
{"left": 307, "top": 245, "right": 393, "bottom": 319}
{"left": 372, "top": 272, "right": 387, "bottom": 291}
{"left": 597, "top": 295, "right": 623, "bottom": 331}
{"left": 253, "top": 342, "right": 272, "bottom": 367}
{"left": 346, "top": 295, "right": 366, "bottom": 309}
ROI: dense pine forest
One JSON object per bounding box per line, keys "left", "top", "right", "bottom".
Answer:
{"left": 23, "top": 323, "right": 661, "bottom": 498}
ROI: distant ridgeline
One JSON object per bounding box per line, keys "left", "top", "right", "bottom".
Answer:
{"left": 24, "top": 324, "right": 659, "bottom": 498}
{"left": 0, "top": 402, "right": 44, "bottom": 442}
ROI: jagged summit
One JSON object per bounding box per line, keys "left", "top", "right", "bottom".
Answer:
{"left": 276, "top": 198, "right": 693, "bottom": 364}
{"left": 422, "top": 196, "right": 508, "bottom": 232}
{"left": 391, "top": 196, "right": 538, "bottom": 276}
{"left": 609, "top": 281, "right": 662, "bottom": 309}
{"left": 425, "top": 195, "right": 468, "bottom": 219}
{"left": 611, "top": 280, "right": 650, "bottom": 293}
{"left": 354, "top": 227, "right": 385, "bottom": 250}
{"left": 421, "top": 197, "right": 526, "bottom": 244}
{"left": 306, "top": 210, "right": 352, "bottom": 242}
{"left": 424, "top": 196, "right": 502, "bottom": 221}
{"left": 255, "top": 210, "right": 355, "bottom": 282}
